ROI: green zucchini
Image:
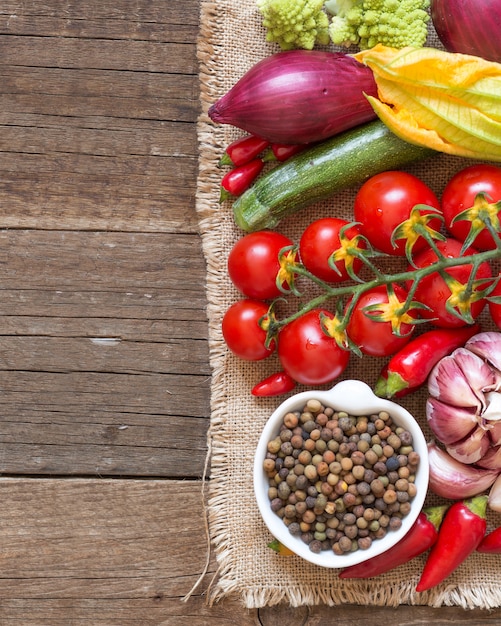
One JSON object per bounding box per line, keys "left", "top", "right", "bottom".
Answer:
{"left": 232, "top": 120, "right": 435, "bottom": 232}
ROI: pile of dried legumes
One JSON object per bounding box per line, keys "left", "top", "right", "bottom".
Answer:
{"left": 263, "top": 398, "right": 420, "bottom": 554}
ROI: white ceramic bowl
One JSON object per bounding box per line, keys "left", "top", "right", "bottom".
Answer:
{"left": 253, "top": 379, "right": 429, "bottom": 568}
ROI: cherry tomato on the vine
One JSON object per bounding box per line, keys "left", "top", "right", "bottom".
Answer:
{"left": 345, "top": 284, "right": 416, "bottom": 357}
{"left": 222, "top": 299, "right": 275, "bottom": 361}
{"left": 227, "top": 231, "right": 294, "bottom": 300}
{"left": 354, "top": 171, "right": 441, "bottom": 256}
{"left": 277, "top": 309, "right": 350, "bottom": 386}
{"left": 408, "top": 238, "right": 492, "bottom": 328}
{"left": 441, "top": 164, "right": 501, "bottom": 251}
{"left": 299, "top": 217, "right": 365, "bottom": 283}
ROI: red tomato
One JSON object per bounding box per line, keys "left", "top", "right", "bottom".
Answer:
{"left": 227, "top": 231, "right": 293, "bottom": 300}
{"left": 299, "top": 217, "right": 365, "bottom": 282}
{"left": 222, "top": 299, "right": 275, "bottom": 361}
{"left": 345, "top": 284, "right": 416, "bottom": 357}
{"left": 354, "top": 171, "right": 441, "bottom": 256}
{"left": 441, "top": 164, "right": 501, "bottom": 251}
{"left": 277, "top": 309, "right": 350, "bottom": 385}
{"left": 409, "top": 238, "right": 492, "bottom": 328}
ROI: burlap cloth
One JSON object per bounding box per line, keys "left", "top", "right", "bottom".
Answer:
{"left": 195, "top": 0, "right": 501, "bottom": 609}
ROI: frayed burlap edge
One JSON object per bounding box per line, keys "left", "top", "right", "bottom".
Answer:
{"left": 240, "top": 580, "right": 501, "bottom": 610}
{"left": 194, "top": 0, "right": 501, "bottom": 610}
{"left": 194, "top": 0, "right": 238, "bottom": 605}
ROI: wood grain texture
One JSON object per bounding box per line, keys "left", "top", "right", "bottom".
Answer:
{"left": 0, "top": 228, "right": 210, "bottom": 476}
{"left": 0, "top": 479, "right": 243, "bottom": 624}
{"left": 0, "top": 0, "right": 209, "bottom": 479}
{"left": 0, "top": 0, "right": 199, "bottom": 233}
{"left": 0, "top": 1, "right": 499, "bottom": 623}
{"left": 258, "top": 604, "right": 501, "bottom": 625}
{"left": 0, "top": 479, "right": 498, "bottom": 625}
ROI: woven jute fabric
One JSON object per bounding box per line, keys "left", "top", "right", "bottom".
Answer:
{"left": 195, "top": 0, "right": 501, "bottom": 609}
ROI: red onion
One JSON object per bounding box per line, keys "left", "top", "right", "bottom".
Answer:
{"left": 208, "top": 50, "right": 378, "bottom": 144}
{"left": 431, "top": 0, "right": 501, "bottom": 62}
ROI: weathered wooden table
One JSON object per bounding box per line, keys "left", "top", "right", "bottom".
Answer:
{"left": 1, "top": 2, "right": 500, "bottom": 624}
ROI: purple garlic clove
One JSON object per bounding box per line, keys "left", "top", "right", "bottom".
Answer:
{"left": 428, "top": 354, "right": 482, "bottom": 410}
{"left": 426, "top": 397, "right": 478, "bottom": 444}
{"left": 451, "top": 347, "right": 496, "bottom": 410}
{"left": 465, "top": 331, "right": 501, "bottom": 372}
{"left": 428, "top": 441, "right": 499, "bottom": 499}
{"left": 446, "top": 425, "right": 491, "bottom": 464}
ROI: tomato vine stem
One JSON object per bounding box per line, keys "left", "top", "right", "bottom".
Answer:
{"left": 267, "top": 210, "right": 501, "bottom": 349}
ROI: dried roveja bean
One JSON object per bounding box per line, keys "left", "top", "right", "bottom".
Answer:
{"left": 263, "top": 400, "right": 420, "bottom": 554}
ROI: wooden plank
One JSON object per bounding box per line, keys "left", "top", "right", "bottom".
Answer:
{"left": 0, "top": 371, "right": 209, "bottom": 476}
{"left": 0, "top": 230, "right": 206, "bottom": 289}
{"left": 0, "top": 231, "right": 208, "bottom": 331}
{"left": 0, "top": 11, "right": 199, "bottom": 44}
{"left": 0, "top": 158, "right": 199, "bottom": 232}
{"left": 0, "top": 0, "right": 200, "bottom": 42}
{"left": 0, "top": 35, "right": 197, "bottom": 74}
{"left": 0, "top": 72, "right": 198, "bottom": 122}
{"left": 0, "top": 314, "right": 208, "bottom": 341}
{"left": 0, "top": 337, "right": 209, "bottom": 375}
{"left": 0, "top": 122, "right": 197, "bottom": 157}
{"left": 0, "top": 66, "right": 197, "bottom": 102}
{"left": 0, "top": 155, "right": 199, "bottom": 232}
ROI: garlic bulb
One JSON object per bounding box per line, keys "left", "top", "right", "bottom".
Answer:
{"left": 426, "top": 331, "right": 501, "bottom": 505}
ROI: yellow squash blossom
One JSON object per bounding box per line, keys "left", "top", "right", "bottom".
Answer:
{"left": 354, "top": 45, "right": 501, "bottom": 161}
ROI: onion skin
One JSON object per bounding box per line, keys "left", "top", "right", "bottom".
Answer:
{"left": 431, "top": 0, "right": 501, "bottom": 63}
{"left": 208, "top": 50, "right": 378, "bottom": 144}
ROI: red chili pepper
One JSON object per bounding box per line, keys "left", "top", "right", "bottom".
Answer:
{"left": 477, "top": 525, "right": 501, "bottom": 554}
{"left": 416, "top": 495, "right": 488, "bottom": 593}
{"left": 375, "top": 324, "right": 480, "bottom": 398}
{"left": 220, "top": 159, "right": 264, "bottom": 202}
{"left": 219, "top": 134, "right": 269, "bottom": 167}
{"left": 264, "top": 143, "right": 307, "bottom": 162}
{"left": 339, "top": 505, "right": 447, "bottom": 579}
{"left": 374, "top": 363, "right": 413, "bottom": 399}
{"left": 251, "top": 371, "right": 296, "bottom": 397}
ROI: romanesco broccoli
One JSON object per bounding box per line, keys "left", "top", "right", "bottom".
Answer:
{"left": 325, "top": 0, "right": 430, "bottom": 50}
{"left": 257, "top": 0, "right": 330, "bottom": 50}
